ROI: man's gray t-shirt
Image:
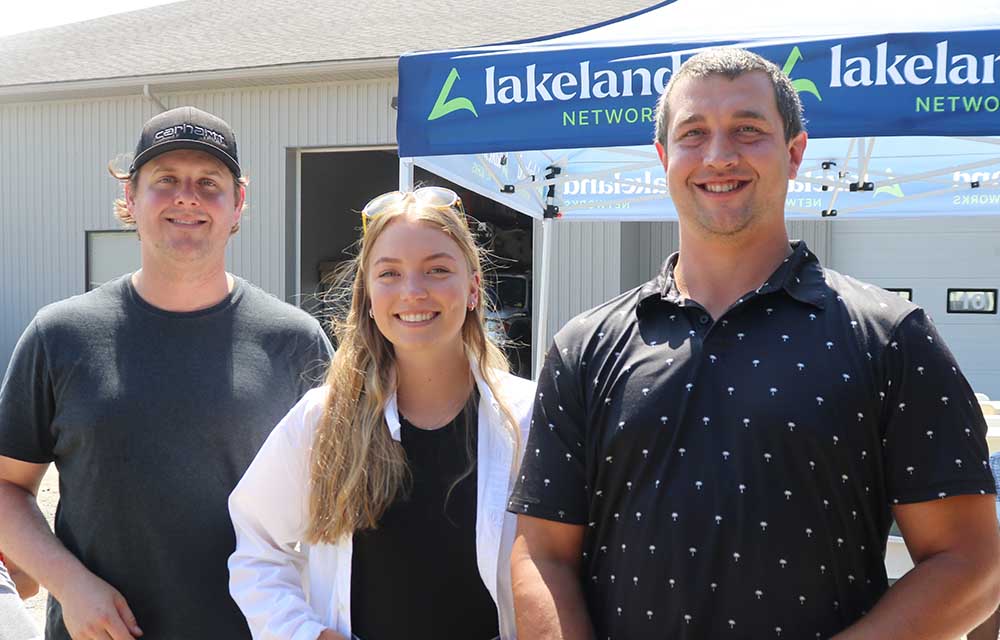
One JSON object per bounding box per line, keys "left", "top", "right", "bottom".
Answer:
{"left": 0, "top": 275, "right": 332, "bottom": 640}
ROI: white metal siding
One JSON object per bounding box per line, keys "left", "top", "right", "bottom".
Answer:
{"left": 0, "top": 79, "right": 396, "bottom": 367}
{"left": 0, "top": 97, "right": 155, "bottom": 366}
{"left": 829, "top": 217, "right": 1000, "bottom": 397}
{"left": 620, "top": 221, "right": 680, "bottom": 290}
{"left": 787, "top": 219, "right": 833, "bottom": 267}
{"left": 532, "top": 219, "right": 621, "bottom": 360}
{"left": 619, "top": 220, "right": 831, "bottom": 290}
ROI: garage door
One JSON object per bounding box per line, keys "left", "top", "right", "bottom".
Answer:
{"left": 830, "top": 216, "right": 1000, "bottom": 398}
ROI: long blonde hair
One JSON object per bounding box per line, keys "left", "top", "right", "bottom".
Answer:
{"left": 307, "top": 195, "right": 519, "bottom": 544}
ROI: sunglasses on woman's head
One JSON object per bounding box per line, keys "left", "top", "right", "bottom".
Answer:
{"left": 361, "top": 187, "right": 466, "bottom": 234}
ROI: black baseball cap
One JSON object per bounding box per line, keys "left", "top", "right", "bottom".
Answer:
{"left": 129, "top": 106, "right": 241, "bottom": 178}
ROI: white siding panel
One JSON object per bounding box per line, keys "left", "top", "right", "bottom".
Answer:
{"left": 0, "top": 97, "right": 157, "bottom": 367}
{"left": 0, "top": 79, "right": 397, "bottom": 367}
{"left": 786, "top": 219, "right": 832, "bottom": 267}
{"left": 532, "top": 219, "right": 621, "bottom": 363}
{"left": 829, "top": 217, "right": 1000, "bottom": 397}
{"left": 620, "top": 221, "right": 679, "bottom": 290}
{"left": 619, "top": 220, "right": 830, "bottom": 291}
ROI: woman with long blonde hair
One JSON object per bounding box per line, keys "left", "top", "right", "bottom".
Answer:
{"left": 228, "top": 188, "right": 534, "bottom": 640}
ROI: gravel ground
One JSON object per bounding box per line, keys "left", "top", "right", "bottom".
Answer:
{"left": 24, "top": 466, "right": 58, "bottom": 629}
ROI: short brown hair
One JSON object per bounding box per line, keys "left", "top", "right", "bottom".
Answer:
{"left": 108, "top": 162, "right": 249, "bottom": 235}
{"left": 654, "top": 47, "right": 805, "bottom": 147}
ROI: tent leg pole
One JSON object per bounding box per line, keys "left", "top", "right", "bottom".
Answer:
{"left": 399, "top": 157, "right": 414, "bottom": 191}
{"left": 534, "top": 217, "right": 553, "bottom": 380}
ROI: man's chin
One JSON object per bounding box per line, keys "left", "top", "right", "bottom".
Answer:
{"left": 694, "top": 210, "right": 757, "bottom": 238}
{"left": 153, "top": 240, "right": 216, "bottom": 263}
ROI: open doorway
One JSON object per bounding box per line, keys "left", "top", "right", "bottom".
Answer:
{"left": 298, "top": 148, "right": 534, "bottom": 377}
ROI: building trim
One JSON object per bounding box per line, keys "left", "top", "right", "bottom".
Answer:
{"left": 0, "top": 57, "right": 398, "bottom": 103}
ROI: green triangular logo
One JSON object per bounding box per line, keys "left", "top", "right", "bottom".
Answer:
{"left": 782, "top": 46, "right": 822, "bottom": 102}
{"left": 874, "top": 169, "right": 905, "bottom": 198}
{"left": 428, "top": 68, "right": 479, "bottom": 121}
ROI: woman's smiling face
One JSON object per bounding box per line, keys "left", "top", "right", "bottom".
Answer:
{"left": 366, "top": 213, "right": 478, "bottom": 356}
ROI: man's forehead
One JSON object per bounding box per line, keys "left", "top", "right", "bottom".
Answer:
{"left": 144, "top": 149, "right": 231, "bottom": 175}
{"left": 668, "top": 71, "right": 776, "bottom": 120}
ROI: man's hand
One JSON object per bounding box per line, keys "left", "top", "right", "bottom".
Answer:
{"left": 0, "top": 456, "right": 141, "bottom": 639}
{"left": 59, "top": 571, "right": 142, "bottom": 640}
{"left": 317, "top": 630, "right": 348, "bottom": 640}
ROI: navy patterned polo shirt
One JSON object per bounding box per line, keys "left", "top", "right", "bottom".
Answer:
{"left": 509, "top": 241, "right": 993, "bottom": 640}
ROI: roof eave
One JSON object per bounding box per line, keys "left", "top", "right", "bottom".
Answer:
{"left": 0, "top": 56, "right": 399, "bottom": 104}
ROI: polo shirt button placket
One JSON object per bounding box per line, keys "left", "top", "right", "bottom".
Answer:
{"left": 684, "top": 310, "right": 706, "bottom": 351}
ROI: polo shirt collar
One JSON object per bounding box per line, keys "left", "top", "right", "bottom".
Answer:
{"left": 776, "top": 241, "right": 828, "bottom": 309}
{"left": 638, "top": 240, "right": 828, "bottom": 311}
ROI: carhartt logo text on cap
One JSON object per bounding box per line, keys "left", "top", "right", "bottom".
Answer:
{"left": 153, "top": 124, "right": 229, "bottom": 149}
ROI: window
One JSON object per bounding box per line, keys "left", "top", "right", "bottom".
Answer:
{"left": 885, "top": 288, "right": 913, "bottom": 302}
{"left": 946, "top": 288, "right": 997, "bottom": 314}
{"left": 86, "top": 230, "right": 140, "bottom": 291}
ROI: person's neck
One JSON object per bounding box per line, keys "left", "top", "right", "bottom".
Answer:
{"left": 674, "top": 224, "right": 792, "bottom": 320}
{"left": 131, "top": 263, "right": 233, "bottom": 312}
{"left": 394, "top": 345, "right": 474, "bottom": 430}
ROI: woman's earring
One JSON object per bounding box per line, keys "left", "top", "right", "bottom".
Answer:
{"left": 368, "top": 307, "right": 374, "bottom": 319}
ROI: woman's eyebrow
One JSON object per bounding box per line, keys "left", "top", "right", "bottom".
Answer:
{"left": 423, "top": 252, "right": 458, "bottom": 262}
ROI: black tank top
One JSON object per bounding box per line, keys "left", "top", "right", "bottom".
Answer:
{"left": 350, "top": 399, "right": 500, "bottom": 640}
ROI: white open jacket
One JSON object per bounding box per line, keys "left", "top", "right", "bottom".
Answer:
{"left": 228, "top": 369, "right": 535, "bottom": 640}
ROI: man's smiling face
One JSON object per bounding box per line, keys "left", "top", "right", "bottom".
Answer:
{"left": 127, "top": 148, "right": 244, "bottom": 267}
{"left": 656, "top": 71, "right": 806, "bottom": 238}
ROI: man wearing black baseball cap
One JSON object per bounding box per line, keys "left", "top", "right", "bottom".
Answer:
{"left": 129, "top": 106, "right": 242, "bottom": 179}
{"left": 0, "top": 106, "right": 333, "bottom": 640}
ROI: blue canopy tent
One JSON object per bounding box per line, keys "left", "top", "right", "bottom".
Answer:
{"left": 396, "top": 0, "right": 1000, "bottom": 370}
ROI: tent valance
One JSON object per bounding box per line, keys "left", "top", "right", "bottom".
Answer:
{"left": 397, "top": 0, "right": 1000, "bottom": 222}
{"left": 395, "top": 0, "right": 1000, "bottom": 371}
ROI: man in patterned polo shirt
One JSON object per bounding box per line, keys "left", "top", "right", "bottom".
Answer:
{"left": 509, "top": 48, "right": 1000, "bottom": 639}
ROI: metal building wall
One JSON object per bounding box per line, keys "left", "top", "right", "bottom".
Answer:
{"left": 532, "top": 219, "right": 622, "bottom": 359}
{"left": 620, "top": 221, "right": 680, "bottom": 290}
{"left": 0, "top": 79, "right": 396, "bottom": 367}
{"left": 618, "top": 220, "right": 832, "bottom": 291}
{"left": 787, "top": 219, "right": 832, "bottom": 266}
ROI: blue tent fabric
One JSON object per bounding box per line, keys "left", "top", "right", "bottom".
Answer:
{"left": 401, "top": 31, "right": 1000, "bottom": 157}
{"left": 397, "top": 0, "right": 1000, "bottom": 221}
{"left": 396, "top": 0, "right": 1000, "bottom": 370}
{"left": 397, "top": 0, "right": 1000, "bottom": 224}
{"left": 399, "top": 0, "right": 1000, "bottom": 157}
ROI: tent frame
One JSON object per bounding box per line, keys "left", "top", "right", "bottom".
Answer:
{"left": 397, "top": 0, "right": 1000, "bottom": 377}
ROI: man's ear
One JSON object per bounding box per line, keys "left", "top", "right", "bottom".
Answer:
{"left": 787, "top": 131, "right": 808, "bottom": 180}
{"left": 655, "top": 140, "right": 669, "bottom": 173}
{"left": 233, "top": 183, "right": 246, "bottom": 224}
{"left": 125, "top": 179, "right": 136, "bottom": 213}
